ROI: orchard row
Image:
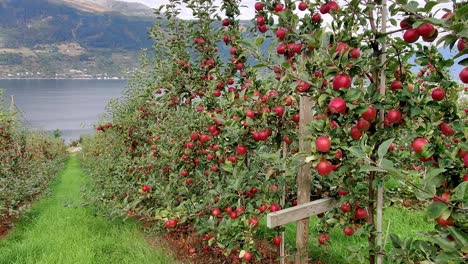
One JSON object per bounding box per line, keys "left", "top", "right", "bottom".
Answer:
{"left": 0, "top": 101, "right": 66, "bottom": 234}
{"left": 80, "top": 1, "right": 467, "bottom": 263}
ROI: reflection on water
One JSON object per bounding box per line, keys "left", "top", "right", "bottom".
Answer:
{"left": 0, "top": 79, "right": 126, "bottom": 143}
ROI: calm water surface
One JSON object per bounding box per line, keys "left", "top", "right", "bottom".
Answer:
{"left": 0, "top": 79, "right": 127, "bottom": 143}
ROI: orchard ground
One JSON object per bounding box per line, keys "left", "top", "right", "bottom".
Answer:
{"left": 0, "top": 154, "right": 434, "bottom": 263}
{"left": 0, "top": 155, "right": 178, "bottom": 264}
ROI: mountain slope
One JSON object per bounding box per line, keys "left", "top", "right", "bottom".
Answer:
{"left": 0, "top": 0, "right": 155, "bottom": 78}
{"left": 56, "top": 0, "right": 155, "bottom": 17}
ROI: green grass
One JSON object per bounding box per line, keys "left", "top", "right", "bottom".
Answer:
{"left": 0, "top": 155, "right": 177, "bottom": 264}
{"left": 260, "top": 204, "right": 433, "bottom": 263}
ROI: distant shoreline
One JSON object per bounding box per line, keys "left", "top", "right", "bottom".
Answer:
{"left": 0, "top": 77, "right": 128, "bottom": 80}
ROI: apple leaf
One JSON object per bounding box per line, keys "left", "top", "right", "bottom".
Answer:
{"left": 426, "top": 202, "right": 448, "bottom": 218}
{"left": 255, "top": 37, "right": 264, "bottom": 48}
{"left": 451, "top": 181, "right": 467, "bottom": 203}
{"left": 435, "top": 252, "right": 463, "bottom": 262}
{"left": 377, "top": 138, "right": 394, "bottom": 161}
{"left": 448, "top": 226, "right": 468, "bottom": 246}
{"left": 346, "top": 146, "right": 368, "bottom": 160}
{"left": 390, "top": 234, "right": 402, "bottom": 249}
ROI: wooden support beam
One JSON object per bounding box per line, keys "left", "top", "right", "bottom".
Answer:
{"left": 267, "top": 197, "right": 337, "bottom": 228}
{"left": 295, "top": 95, "right": 313, "bottom": 264}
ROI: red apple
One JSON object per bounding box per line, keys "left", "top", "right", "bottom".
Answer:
{"left": 431, "top": 88, "right": 445, "bottom": 101}
{"left": 362, "top": 106, "right": 377, "bottom": 121}
{"left": 258, "top": 203, "right": 267, "bottom": 213}
{"left": 246, "top": 109, "right": 255, "bottom": 119}
{"left": 141, "top": 185, "right": 151, "bottom": 192}
{"left": 332, "top": 73, "right": 352, "bottom": 90}
{"left": 243, "top": 251, "right": 253, "bottom": 262}
{"left": 295, "top": 80, "right": 310, "bottom": 92}
{"left": 212, "top": 207, "right": 221, "bottom": 217}
{"left": 436, "top": 216, "right": 454, "bottom": 227}
{"left": 269, "top": 204, "right": 281, "bottom": 212}
{"left": 293, "top": 113, "right": 300, "bottom": 123}
{"left": 277, "top": 43, "right": 287, "bottom": 54}
{"left": 387, "top": 109, "right": 402, "bottom": 124}
{"left": 349, "top": 48, "right": 360, "bottom": 59}
{"left": 357, "top": 118, "right": 371, "bottom": 131}
{"left": 222, "top": 18, "right": 230, "bottom": 27}
{"left": 274, "top": 3, "right": 284, "bottom": 12}
{"left": 298, "top": 2, "right": 308, "bottom": 11}
{"left": 318, "top": 233, "right": 330, "bottom": 245}
{"left": 256, "top": 16, "right": 265, "bottom": 25}
{"left": 254, "top": 2, "right": 263, "bottom": 11}
{"left": 350, "top": 126, "right": 362, "bottom": 140}
{"left": 417, "top": 23, "right": 435, "bottom": 37}
{"left": 403, "top": 28, "right": 420, "bottom": 43}
{"left": 355, "top": 207, "right": 368, "bottom": 219}
{"left": 274, "top": 105, "right": 285, "bottom": 117}
{"left": 316, "top": 136, "right": 332, "bottom": 152}
{"left": 412, "top": 138, "right": 428, "bottom": 153}
{"left": 459, "top": 67, "right": 468, "bottom": 84}
{"left": 343, "top": 226, "right": 355, "bottom": 236}
{"left": 390, "top": 80, "right": 403, "bottom": 90}
{"left": 230, "top": 212, "right": 238, "bottom": 219}
{"left": 400, "top": 18, "right": 411, "bottom": 29}
{"left": 457, "top": 38, "right": 466, "bottom": 52}
{"left": 316, "top": 159, "right": 333, "bottom": 176}
{"left": 440, "top": 123, "right": 455, "bottom": 136}
{"left": 249, "top": 217, "right": 259, "bottom": 228}
{"left": 312, "top": 13, "right": 321, "bottom": 23}
{"left": 276, "top": 28, "right": 287, "bottom": 40}
{"left": 328, "top": 97, "right": 347, "bottom": 114}
{"left": 340, "top": 202, "right": 352, "bottom": 213}
{"left": 272, "top": 236, "right": 281, "bottom": 246}
{"left": 165, "top": 219, "right": 177, "bottom": 228}
{"left": 236, "top": 145, "right": 247, "bottom": 155}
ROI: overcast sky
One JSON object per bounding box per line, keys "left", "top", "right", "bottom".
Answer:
{"left": 123, "top": 0, "right": 452, "bottom": 20}
{"left": 123, "top": 0, "right": 261, "bottom": 19}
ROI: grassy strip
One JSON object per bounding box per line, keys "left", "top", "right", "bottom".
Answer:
{"left": 0, "top": 155, "right": 177, "bottom": 264}
{"left": 259, "top": 204, "right": 432, "bottom": 263}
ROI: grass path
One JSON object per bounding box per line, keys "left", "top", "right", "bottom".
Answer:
{"left": 0, "top": 155, "right": 176, "bottom": 264}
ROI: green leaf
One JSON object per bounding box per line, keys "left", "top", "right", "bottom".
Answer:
{"left": 390, "top": 234, "right": 402, "bottom": 248}
{"left": 404, "top": 1, "right": 420, "bottom": 13}
{"left": 255, "top": 37, "right": 264, "bottom": 48}
{"left": 377, "top": 138, "right": 394, "bottom": 161}
{"left": 426, "top": 168, "right": 446, "bottom": 180}
{"left": 447, "top": 226, "right": 468, "bottom": 246}
{"left": 346, "top": 146, "right": 368, "bottom": 159}
{"left": 380, "top": 158, "right": 395, "bottom": 171}
{"left": 424, "top": 1, "right": 438, "bottom": 12}
{"left": 451, "top": 181, "right": 467, "bottom": 203}
{"left": 435, "top": 252, "right": 463, "bottom": 262}
{"left": 426, "top": 202, "right": 448, "bottom": 218}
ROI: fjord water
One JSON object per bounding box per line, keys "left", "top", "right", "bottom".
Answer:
{"left": 0, "top": 79, "right": 126, "bottom": 143}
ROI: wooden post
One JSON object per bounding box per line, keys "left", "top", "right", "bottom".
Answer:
{"left": 377, "top": 1, "right": 388, "bottom": 263}
{"left": 280, "top": 141, "right": 287, "bottom": 264}
{"left": 295, "top": 95, "right": 313, "bottom": 264}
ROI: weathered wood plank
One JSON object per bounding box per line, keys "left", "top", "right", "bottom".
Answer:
{"left": 267, "top": 197, "right": 337, "bottom": 228}
{"left": 295, "top": 95, "right": 313, "bottom": 264}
